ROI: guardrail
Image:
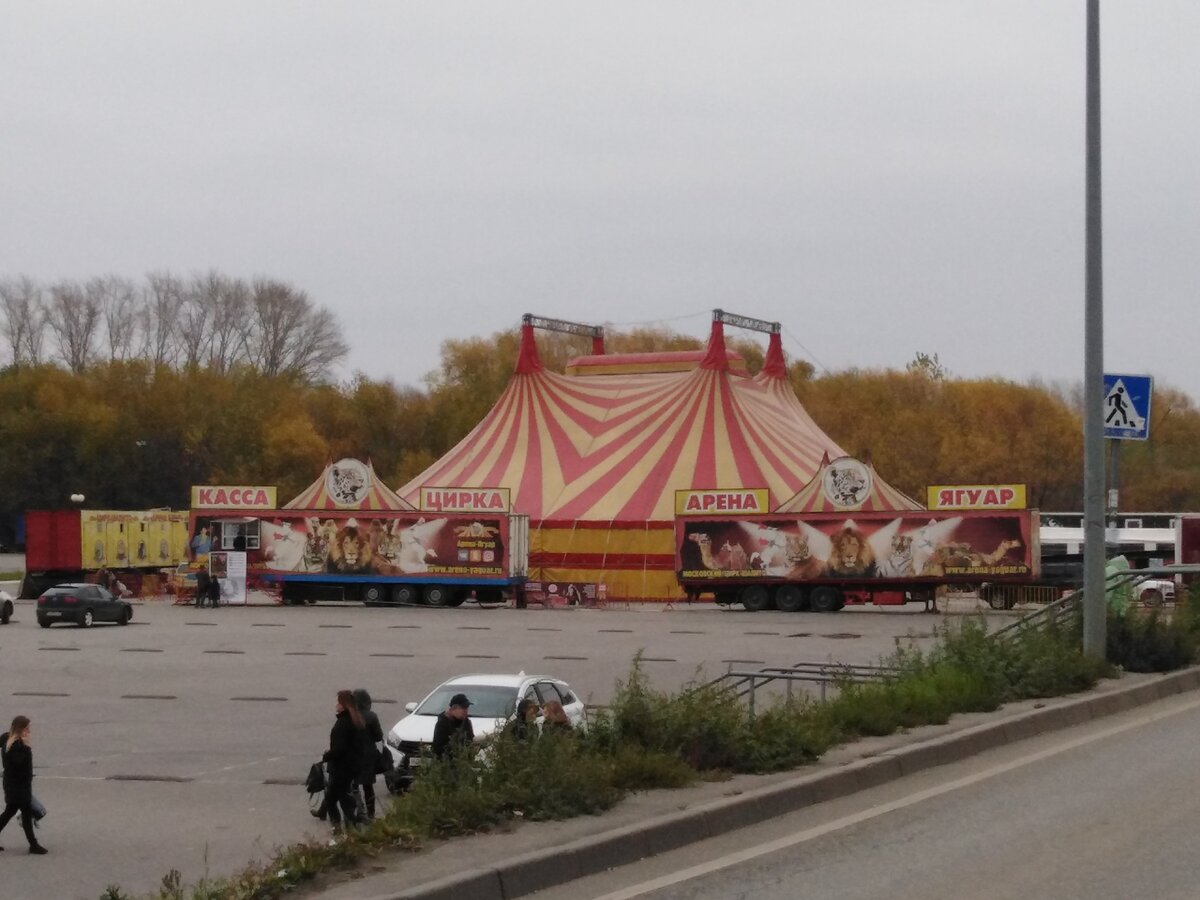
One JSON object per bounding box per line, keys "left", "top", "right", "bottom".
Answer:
{"left": 701, "top": 661, "right": 902, "bottom": 715}
{"left": 702, "top": 566, "right": 1200, "bottom": 714}
{"left": 990, "top": 564, "right": 1200, "bottom": 641}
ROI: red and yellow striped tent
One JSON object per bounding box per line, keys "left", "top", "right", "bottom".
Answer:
{"left": 398, "top": 321, "right": 914, "bottom": 600}
{"left": 285, "top": 458, "right": 417, "bottom": 511}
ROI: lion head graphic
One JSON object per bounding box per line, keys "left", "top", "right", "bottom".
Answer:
{"left": 327, "top": 525, "right": 374, "bottom": 573}
{"left": 827, "top": 523, "right": 875, "bottom": 575}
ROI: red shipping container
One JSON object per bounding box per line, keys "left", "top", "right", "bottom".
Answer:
{"left": 24, "top": 510, "right": 84, "bottom": 571}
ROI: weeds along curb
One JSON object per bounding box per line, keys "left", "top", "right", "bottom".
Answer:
{"left": 363, "top": 666, "right": 1200, "bottom": 900}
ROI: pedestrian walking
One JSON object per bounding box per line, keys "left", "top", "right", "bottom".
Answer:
{"left": 321, "top": 690, "right": 366, "bottom": 832}
{"left": 354, "top": 689, "right": 385, "bottom": 820}
{"left": 431, "top": 693, "right": 475, "bottom": 760}
{"left": 0, "top": 715, "right": 48, "bottom": 854}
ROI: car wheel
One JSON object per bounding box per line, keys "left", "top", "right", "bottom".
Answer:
{"left": 79, "top": 608, "right": 94, "bottom": 628}
{"left": 37, "top": 615, "right": 51, "bottom": 629}
{"left": 120, "top": 607, "right": 132, "bottom": 625}
{"left": 809, "top": 586, "right": 842, "bottom": 613}
{"left": 1142, "top": 588, "right": 1164, "bottom": 608}
{"left": 423, "top": 584, "right": 451, "bottom": 607}
{"left": 740, "top": 585, "right": 773, "bottom": 612}
{"left": 391, "top": 584, "right": 417, "bottom": 605}
{"left": 0, "top": 600, "right": 11, "bottom": 625}
{"left": 775, "top": 585, "right": 807, "bottom": 613}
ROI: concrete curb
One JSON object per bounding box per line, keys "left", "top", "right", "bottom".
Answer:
{"left": 364, "top": 667, "right": 1200, "bottom": 900}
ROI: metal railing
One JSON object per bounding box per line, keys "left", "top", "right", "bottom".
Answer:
{"left": 991, "top": 564, "right": 1200, "bottom": 641}
{"left": 701, "top": 661, "right": 902, "bottom": 715}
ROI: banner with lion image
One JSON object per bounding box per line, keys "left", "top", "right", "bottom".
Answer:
{"left": 191, "top": 513, "right": 510, "bottom": 579}
{"left": 676, "top": 511, "right": 1036, "bottom": 582}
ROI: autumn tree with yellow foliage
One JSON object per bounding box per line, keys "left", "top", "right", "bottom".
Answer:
{"left": 1, "top": 325, "right": 1198, "bottom": 548}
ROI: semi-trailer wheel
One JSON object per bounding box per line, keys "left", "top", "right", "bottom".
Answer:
{"left": 362, "top": 584, "right": 387, "bottom": 606}
{"left": 424, "top": 584, "right": 452, "bottom": 607}
{"left": 740, "top": 585, "right": 773, "bottom": 612}
{"left": 809, "top": 586, "right": 842, "bottom": 613}
{"left": 775, "top": 585, "right": 807, "bottom": 613}
{"left": 391, "top": 584, "right": 418, "bottom": 605}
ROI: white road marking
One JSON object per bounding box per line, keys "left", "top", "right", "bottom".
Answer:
{"left": 592, "top": 694, "right": 1200, "bottom": 900}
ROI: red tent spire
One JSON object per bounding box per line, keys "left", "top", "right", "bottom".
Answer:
{"left": 762, "top": 332, "right": 787, "bottom": 378}
{"left": 700, "top": 320, "right": 729, "bottom": 370}
{"left": 515, "top": 322, "right": 544, "bottom": 374}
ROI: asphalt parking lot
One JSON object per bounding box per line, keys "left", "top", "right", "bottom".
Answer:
{"left": 0, "top": 597, "right": 1008, "bottom": 899}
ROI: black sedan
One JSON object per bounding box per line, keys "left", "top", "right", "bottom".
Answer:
{"left": 37, "top": 583, "right": 133, "bottom": 628}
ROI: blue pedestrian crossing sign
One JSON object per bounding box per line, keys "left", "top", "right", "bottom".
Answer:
{"left": 1103, "top": 373, "right": 1153, "bottom": 440}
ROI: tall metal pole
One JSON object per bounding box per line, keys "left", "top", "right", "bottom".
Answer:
{"left": 1082, "top": 0, "right": 1106, "bottom": 658}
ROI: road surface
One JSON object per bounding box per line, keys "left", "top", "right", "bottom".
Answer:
{"left": 532, "top": 690, "right": 1200, "bottom": 900}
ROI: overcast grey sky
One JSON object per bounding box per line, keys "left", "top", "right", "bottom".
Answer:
{"left": 3, "top": 3, "right": 1197, "bottom": 400}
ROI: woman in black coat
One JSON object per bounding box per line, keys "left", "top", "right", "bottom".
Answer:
{"left": 322, "top": 690, "right": 366, "bottom": 831}
{"left": 353, "top": 689, "right": 385, "bottom": 819}
{"left": 0, "top": 715, "right": 47, "bottom": 854}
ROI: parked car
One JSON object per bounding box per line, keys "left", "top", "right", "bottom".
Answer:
{"left": 37, "top": 583, "right": 133, "bottom": 628}
{"left": 385, "top": 672, "right": 587, "bottom": 775}
{"left": 1135, "top": 577, "right": 1176, "bottom": 607}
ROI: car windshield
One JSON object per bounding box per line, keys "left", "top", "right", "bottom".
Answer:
{"left": 414, "top": 685, "right": 518, "bottom": 719}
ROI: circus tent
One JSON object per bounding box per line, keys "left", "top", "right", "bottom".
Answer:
{"left": 397, "top": 318, "right": 917, "bottom": 599}
{"left": 285, "top": 458, "right": 417, "bottom": 511}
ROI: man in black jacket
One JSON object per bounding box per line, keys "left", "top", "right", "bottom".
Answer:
{"left": 431, "top": 693, "right": 474, "bottom": 760}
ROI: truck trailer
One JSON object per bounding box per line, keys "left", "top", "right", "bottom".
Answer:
{"left": 188, "top": 509, "right": 529, "bottom": 606}
{"left": 22, "top": 508, "right": 190, "bottom": 597}
{"left": 676, "top": 510, "right": 1039, "bottom": 611}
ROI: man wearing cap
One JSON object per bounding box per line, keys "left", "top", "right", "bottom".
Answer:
{"left": 431, "top": 693, "right": 475, "bottom": 760}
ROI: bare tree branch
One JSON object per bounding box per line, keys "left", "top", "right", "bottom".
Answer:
{"left": 209, "top": 275, "right": 250, "bottom": 373}
{"left": 138, "top": 271, "right": 185, "bottom": 367}
{"left": 92, "top": 275, "right": 139, "bottom": 362}
{"left": 45, "top": 280, "right": 101, "bottom": 373}
{"left": 178, "top": 273, "right": 216, "bottom": 369}
{"left": 242, "top": 278, "right": 347, "bottom": 381}
{"left": 0, "top": 275, "right": 47, "bottom": 366}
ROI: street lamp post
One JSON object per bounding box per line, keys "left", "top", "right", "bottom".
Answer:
{"left": 1082, "top": 0, "right": 1106, "bottom": 658}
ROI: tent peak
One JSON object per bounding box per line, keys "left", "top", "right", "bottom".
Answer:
{"left": 700, "top": 320, "right": 729, "bottom": 370}
{"left": 761, "top": 332, "right": 788, "bottom": 378}
{"left": 515, "top": 322, "right": 544, "bottom": 374}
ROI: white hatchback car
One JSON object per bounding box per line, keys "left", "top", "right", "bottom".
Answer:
{"left": 385, "top": 672, "right": 587, "bottom": 773}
